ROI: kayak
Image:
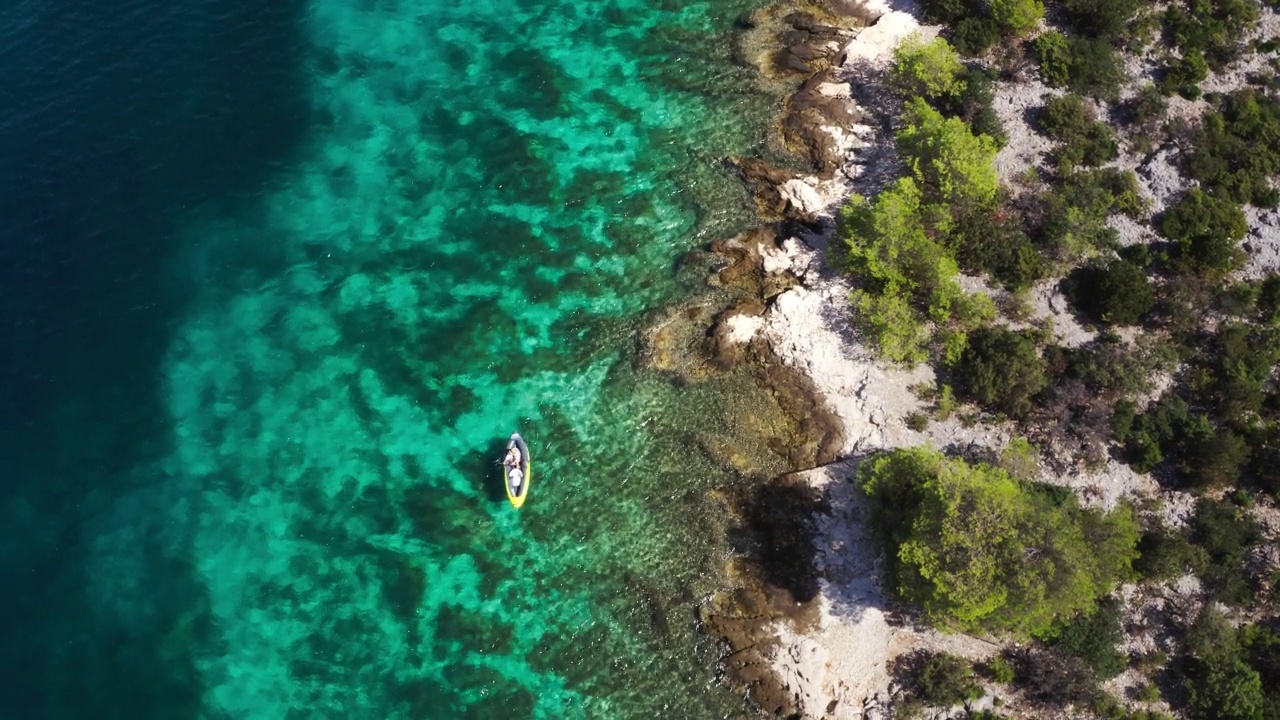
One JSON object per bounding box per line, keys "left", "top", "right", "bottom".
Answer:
{"left": 503, "top": 432, "right": 531, "bottom": 508}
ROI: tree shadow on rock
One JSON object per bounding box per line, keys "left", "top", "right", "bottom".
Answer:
{"left": 740, "top": 474, "right": 827, "bottom": 603}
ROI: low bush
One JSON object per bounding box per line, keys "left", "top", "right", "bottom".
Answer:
{"left": 984, "top": 656, "right": 1016, "bottom": 684}
{"left": 988, "top": 0, "right": 1044, "bottom": 35}
{"left": 1161, "top": 49, "right": 1209, "bottom": 99}
{"left": 1030, "top": 168, "right": 1142, "bottom": 265}
{"left": 1258, "top": 275, "right": 1280, "bottom": 323}
{"left": 1049, "top": 595, "right": 1127, "bottom": 679}
{"left": 1185, "top": 89, "right": 1280, "bottom": 208}
{"left": 1133, "top": 524, "right": 1200, "bottom": 582}
{"left": 1159, "top": 188, "right": 1248, "bottom": 276}
{"left": 1062, "top": 0, "right": 1142, "bottom": 42}
{"left": 953, "top": 326, "right": 1047, "bottom": 417}
{"left": 1189, "top": 498, "right": 1262, "bottom": 605}
{"left": 954, "top": 67, "right": 1007, "bottom": 146}
{"left": 951, "top": 16, "right": 1002, "bottom": 56}
{"left": 949, "top": 206, "right": 1043, "bottom": 290}
{"left": 1034, "top": 35, "right": 1127, "bottom": 99}
{"left": 916, "top": 653, "right": 982, "bottom": 705}
{"left": 1011, "top": 647, "right": 1102, "bottom": 707}
{"left": 1122, "top": 82, "right": 1169, "bottom": 128}
{"left": 1034, "top": 31, "right": 1072, "bottom": 86}
{"left": 1068, "top": 261, "right": 1154, "bottom": 326}
{"left": 1163, "top": 0, "right": 1259, "bottom": 70}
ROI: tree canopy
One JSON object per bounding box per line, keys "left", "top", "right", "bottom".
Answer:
{"left": 898, "top": 98, "right": 1000, "bottom": 211}
{"left": 891, "top": 35, "right": 967, "bottom": 101}
{"left": 859, "top": 446, "right": 1139, "bottom": 637}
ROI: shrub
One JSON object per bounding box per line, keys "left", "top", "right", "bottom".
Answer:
{"left": 985, "top": 656, "right": 1016, "bottom": 684}
{"left": 953, "top": 326, "right": 1048, "bottom": 417}
{"left": 1069, "top": 261, "right": 1155, "bottom": 326}
{"left": 1066, "top": 332, "right": 1170, "bottom": 396}
{"left": 953, "top": 67, "right": 1007, "bottom": 146}
{"left": 951, "top": 16, "right": 1002, "bottom": 56}
{"left": 1062, "top": 0, "right": 1141, "bottom": 41}
{"left": 1185, "top": 90, "right": 1280, "bottom": 207}
{"left": 1030, "top": 169, "right": 1140, "bottom": 265}
{"left": 1258, "top": 275, "right": 1280, "bottom": 323}
{"left": 1123, "top": 82, "right": 1168, "bottom": 127}
{"left": 1064, "top": 38, "right": 1128, "bottom": 100}
{"left": 949, "top": 206, "right": 1043, "bottom": 290}
{"left": 1188, "top": 656, "right": 1265, "bottom": 720}
{"left": 916, "top": 653, "right": 982, "bottom": 705}
{"left": 1196, "top": 322, "right": 1280, "bottom": 422}
{"left": 1163, "top": 0, "right": 1260, "bottom": 70}
{"left": 1134, "top": 524, "right": 1199, "bottom": 582}
{"left": 892, "top": 35, "right": 967, "bottom": 101}
{"left": 1161, "top": 49, "right": 1209, "bottom": 99}
{"left": 1137, "top": 683, "right": 1161, "bottom": 702}
{"left": 1114, "top": 399, "right": 1137, "bottom": 443}
{"left": 1034, "top": 31, "right": 1072, "bottom": 86}
{"left": 1189, "top": 498, "right": 1262, "bottom": 604}
{"left": 1012, "top": 647, "right": 1102, "bottom": 707}
{"left": 916, "top": 0, "right": 983, "bottom": 24}
{"left": 1159, "top": 188, "right": 1248, "bottom": 276}
{"left": 1038, "top": 94, "right": 1094, "bottom": 138}
{"left": 1049, "top": 595, "right": 1127, "bottom": 679}
{"left": 1250, "top": 421, "right": 1280, "bottom": 496}
{"left": 859, "top": 446, "right": 1139, "bottom": 637}
{"left": 906, "top": 411, "right": 930, "bottom": 431}
{"left": 988, "top": 0, "right": 1044, "bottom": 35}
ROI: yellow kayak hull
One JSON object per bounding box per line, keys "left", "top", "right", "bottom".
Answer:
{"left": 503, "top": 433, "right": 530, "bottom": 508}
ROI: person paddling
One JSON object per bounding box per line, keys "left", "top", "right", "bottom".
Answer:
{"left": 504, "top": 446, "right": 522, "bottom": 469}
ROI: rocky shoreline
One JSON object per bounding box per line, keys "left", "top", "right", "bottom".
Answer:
{"left": 633, "top": 0, "right": 947, "bottom": 716}
{"left": 654, "top": 0, "right": 1280, "bottom": 716}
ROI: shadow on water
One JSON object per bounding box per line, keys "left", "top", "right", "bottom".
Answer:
{"left": 0, "top": 0, "right": 313, "bottom": 717}
{"left": 469, "top": 437, "right": 516, "bottom": 505}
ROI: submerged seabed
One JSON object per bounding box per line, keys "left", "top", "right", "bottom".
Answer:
{"left": 16, "top": 0, "right": 782, "bottom": 717}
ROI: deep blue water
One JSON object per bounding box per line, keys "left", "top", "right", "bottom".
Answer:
{"left": 1, "top": 0, "right": 776, "bottom": 717}
{"left": 1, "top": 1, "right": 311, "bottom": 715}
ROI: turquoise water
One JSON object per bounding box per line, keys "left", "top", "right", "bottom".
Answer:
{"left": 49, "top": 0, "right": 780, "bottom": 716}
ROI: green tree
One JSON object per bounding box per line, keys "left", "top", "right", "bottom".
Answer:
{"left": 840, "top": 180, "right": 961, "bottom": 364}
{"left": 892, "top": 35, "right": 967, "bottom": 101}
{"left": 1049, "top": 596, "right": 1126, "bottom": 679}
{"left": 1189, "top": 658, "right": 1264, "bottom": 720}
{"left": 859, "top": 446, "right": 1139, "bottom": 637}
{"left": 898, "top": 98, "right": 1000, "bottom": 210}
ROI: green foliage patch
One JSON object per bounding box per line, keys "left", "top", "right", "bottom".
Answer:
{"left": 915, "top": 653, "right": 983, "bottom": 705}
{"left": 1047, "top": 595, "right": 1127, "bottom": 679}
{"left": 1034, "top": 33, "right": 1127, "bottom": 99}
{"left": 952, "top": 326, "right": 1047, "bottom": 418}
{"left": 1159, "top": 188, "right": 1248, "bottom": 276}
{"left": 838, "top": 92, "right": 1001, "bottom": 364}
{"left": 1067, "top": 260, "right": 1155, "bottom": 326}
{"left": 859, "top": 446, "right": 1139, "bottom": 637}
{"left": 1163, "top": 0, "right": 1260, "bottom": 70}
{"left": 1185, "top": 89, "right": 1280, "bottom": 208}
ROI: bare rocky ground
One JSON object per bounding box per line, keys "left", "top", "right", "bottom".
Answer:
{"left": 671, "top": 0, "right": 1280, "bottom": 718}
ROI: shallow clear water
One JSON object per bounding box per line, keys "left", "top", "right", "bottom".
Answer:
{"left": 1, "top": 0, "right": 780, "bottom": 716}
